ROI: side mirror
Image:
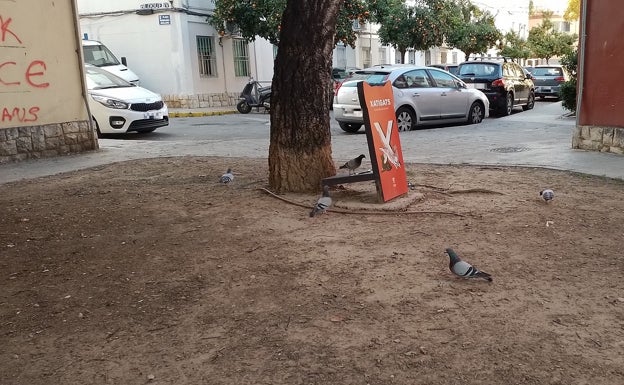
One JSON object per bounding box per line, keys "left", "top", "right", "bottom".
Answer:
{"left": 121, "top": 57, "right": 127, "bottom": 66}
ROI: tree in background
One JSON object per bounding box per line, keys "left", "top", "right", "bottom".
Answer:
{"left": 497, "top": 30, "right": 531, "bottom": 61}
{"left": 559, "top": 49, "right": 578, "bottom": 112}
{"left": 564, "top": 0, "right": 581, "bottom": 21}
{"left": 446, "top": 0, "right": 501, "bottom": 60}
{"left": 377, "top": 0, "right": 455, "bottom": 63}
{"left": 527, "top": 12, "right": 576, "bottom": 64}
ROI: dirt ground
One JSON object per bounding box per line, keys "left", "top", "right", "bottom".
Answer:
{"left": 1, "top": 156, "right": 624, "bottom": 385}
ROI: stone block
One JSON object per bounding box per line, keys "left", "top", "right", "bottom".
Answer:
{"left": 32, "top": 130, "right": 47, "bottom": 151}
{"left": 44, "top": 124, "right": 63, "bottom": 138}
{"left": 64, "top": 133, "right": 79, "bottom": 145}
{"left": 5, "top": 127, "right": 19, "bottom": 140}
{"left": 610, "top": 145, "right": 624, "bottom": 155}
{"left": 613, "top": 127, "right": 624, "bottom": 147}
{"left": 602, "top": 127, "right": 614, "bottom": 146}
{"left": 18, "top": 126, "right": 32, "bottom": 137}
{"left": 0, "top": 140, "right": 17, "bottom": 156}
{"left": 589, "top": 126, "right": 603, "bottom": 142}
{"left": 581, "top": 126, "right": 591, "bottom": 140}
{"left": 16, "top": 136, "right": 33, "bottom": 152}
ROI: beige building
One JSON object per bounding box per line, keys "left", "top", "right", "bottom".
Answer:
{"left": 0, "top": 0, "right": 98, "bottom": 164}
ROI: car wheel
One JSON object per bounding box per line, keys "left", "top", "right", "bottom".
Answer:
{"left": 523, "top": 91, "right": 535, "bottom": 111}
{"left": 338, "top": 122, "right": 362, "bottom": 133}
{"left": 499, "top": 93, "right": 513, "bottom": 116}
{"left": 396, "top": 106, "right": 416, "bottom": 131}
{"left": 467, "top": 102, "right": 484, "bottom": 124}
{"left": 236, "top": 100, "right": 252, "bottom": 114}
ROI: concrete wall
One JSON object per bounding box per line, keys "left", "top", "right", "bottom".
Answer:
{"left": 0, "top": 0, "right": 97, "bottom": 164}
{"left": 573, "top": 0, "right": 624, "bottom": 154}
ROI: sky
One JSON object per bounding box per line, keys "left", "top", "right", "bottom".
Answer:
{"left": 472, "top": 0, "right": 569, "bottom": 15}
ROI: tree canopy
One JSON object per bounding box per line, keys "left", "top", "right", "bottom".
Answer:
{"left": 564, "top": 0, "right": 581, "bottom": 21}
{"left": 211, "top": 0, "right": 392, "bottom": 47}
{"left": 527, "top": 12, "right": 577, "bottom": 64}
{"left": 497, "top": 30, "right": 531, "bottom": 61}
{"left": 445, "top": 0, "right": 501, "bottom": 60}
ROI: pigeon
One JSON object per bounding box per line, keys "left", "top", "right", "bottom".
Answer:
{"left": 339, "top": 154, "right": 366, "bottom": 175}
{"left": 540, "top": 189, "right": 554, "bottom": 202}
{"left": 445, "top": 248, "right": 492, "bottom": 282}
{"left": 220, "top": 168, "right": 234, "bottom": 184}
{"left": 310, "top": 185, "right": 332, "bottom": 217}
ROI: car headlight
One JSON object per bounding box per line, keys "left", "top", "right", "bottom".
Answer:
{"left": 91, "top": 94, "right": 129, "bottom": 109}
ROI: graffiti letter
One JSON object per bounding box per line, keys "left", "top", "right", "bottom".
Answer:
{"left": 25, "top": 60, "right": 49, "bottom": 88}
{"left": 0, "top": 61, "right": 20, "bottom": 86}
{"left": 0, "top": 16, "right": 23, "bottom": 44}
{"left": 26, "top": 106, "right": 40, "bottom": 122}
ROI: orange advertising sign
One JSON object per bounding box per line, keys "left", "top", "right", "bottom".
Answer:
{"left": 358, "top": 81, "right": 408, "bottom": 202}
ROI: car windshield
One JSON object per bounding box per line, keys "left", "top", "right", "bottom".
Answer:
{"left": 341, "top": 71, "right": 390, "bottom": 87}
{"left": 458, "top": 63, "right": 500, "bottom": 77}
{"left": 85, "top": 66, "right": 133, "bottom": 90}
{"left": 532, "top": 67, "right": 563, "bottom": 76}
{"left": 83, "top": 44, "right": 121, "bottom": 67}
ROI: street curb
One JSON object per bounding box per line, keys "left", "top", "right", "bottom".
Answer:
{"left": 168, "top": 110, "right": 237, "bottom": 118}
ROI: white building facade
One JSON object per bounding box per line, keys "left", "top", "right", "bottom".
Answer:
{"left": 77, "top": 0, "right": 275, "bottom": 108}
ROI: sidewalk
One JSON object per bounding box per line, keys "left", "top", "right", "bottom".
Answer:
{"left": 167, "top": 106, "right": 238, "bottom": 118}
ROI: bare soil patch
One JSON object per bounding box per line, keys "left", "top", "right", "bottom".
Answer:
{"left": 1, "top": 156, "right": 623, "bottom": 385}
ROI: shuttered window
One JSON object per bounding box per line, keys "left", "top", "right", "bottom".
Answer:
{"left": 233, "top": 39, "right": 250, "bottom": 77}
{"left": 197, "top": 36, "right": 217, "bottom": 77}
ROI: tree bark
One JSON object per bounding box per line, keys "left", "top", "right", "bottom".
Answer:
{"left": 268, "top": 0, "right": 340, "bottom": 193}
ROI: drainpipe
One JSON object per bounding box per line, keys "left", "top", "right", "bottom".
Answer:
{"left": 576, "top": 0, "right": 588, "bottom": 127}
{"left": 71, "top": 0, "right": 97, "bottom": 146}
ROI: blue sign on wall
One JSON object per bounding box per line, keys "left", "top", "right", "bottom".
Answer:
{"left": 159, "top": 15, "right": 171, "bottom": 25}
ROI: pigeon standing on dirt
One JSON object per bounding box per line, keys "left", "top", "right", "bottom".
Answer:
{"left": 339, "top": 154, "right": 366, "bottom": 175}
{"left": 445, "top": 248, "right": 492, "bottom": 282}
{"left": 220, "top": 168, "right": 234, "bottom": 184}
{"left": 310, "top": 185, "right": 332, "bottom": 217}
{"left": 540, "top": 189, "right": 554, "bottom": 202}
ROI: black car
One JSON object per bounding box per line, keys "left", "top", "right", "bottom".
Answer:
{"left": 457, "top": 60, "right": 535, "bottom": 116}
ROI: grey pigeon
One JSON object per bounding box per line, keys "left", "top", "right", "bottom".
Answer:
{"left": 220, "top": 168, "right": 234, "bottom": 184}
{"left": 310, "top": 185, "right": 332, "bottom": 217}
{"left": 339, "top": 154, "right": 366, "bottom": 175}
{"left": 445, "top": 248, "right": 492, "bottom": 282}
{"left": 540, "top": 189, "right": 554, "bottom": 202}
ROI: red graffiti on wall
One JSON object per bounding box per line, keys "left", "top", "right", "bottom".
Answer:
{"left": 0, "top": 60, "right": 49, "bottom": 88}
{"left": 1, "top": 14, "right": 51, "bottom": 124}
{"left": 1, "top": 107, "right": 40, "bottom": 123}
{"left": 0, "top": 15, "right": 22, "bottom": 45}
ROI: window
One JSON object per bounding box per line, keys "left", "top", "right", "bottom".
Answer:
{"left": 429, "top": 70, "right": 457, "bottom": 88}
{"left": 361, "top": 47, "right": 371, "bottom": 68}
{"left": 403, "top": 69, "right": 432, "bottom": 88}
{"left": 233, "top": 39, "right": 250, "bottom": 77}
{"left": 197, "top": 36, "right": 217, "bottom": 77}
{"left": 452, "top": 52, "right": 458, "bottom": 64}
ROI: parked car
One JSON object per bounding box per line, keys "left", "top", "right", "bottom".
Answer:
{"left": 330, "top": 67, "right": 360, "bottom": 107}
{"left": 429, "top": 64, "right": 459, "bottom": 75}
{"left": 530, "top": 65, "right": 570, "bottom": 100}
{"left": 333, "top": 65, "right": 489, "bottom": 133}
{"left": 457, "top": 60, "right": 535, "bottom": 116}
{"left": 85, "top": 65, "right": 168, "bottom": 135}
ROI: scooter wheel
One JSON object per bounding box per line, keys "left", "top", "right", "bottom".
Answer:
{"left": 236, "top": 100, "right": 252, "bottom": 114}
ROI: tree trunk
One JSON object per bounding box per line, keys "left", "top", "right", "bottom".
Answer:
{"left": 268, "top": 0, "right": 339, "bottom": 193}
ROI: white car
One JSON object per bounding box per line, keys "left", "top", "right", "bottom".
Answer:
{"left": 85, "top": 66, "right": 168, "bottom": 135}
{"left": 333, "top": 65, "right": 489, "bottom": 133}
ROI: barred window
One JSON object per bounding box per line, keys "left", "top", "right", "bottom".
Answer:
{"left": 233, "top": 39, "right": 250, "bottom": 77}
{"left": 197, "top": 36, "right": 217, "bottom": 77}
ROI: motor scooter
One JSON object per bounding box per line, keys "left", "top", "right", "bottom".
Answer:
{"left": 237, "top": 78, "right": 271, "bottom": 114}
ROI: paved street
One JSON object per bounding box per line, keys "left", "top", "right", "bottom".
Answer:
{"left": 2, "top": 100, "right": 623, "bottom": 184}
